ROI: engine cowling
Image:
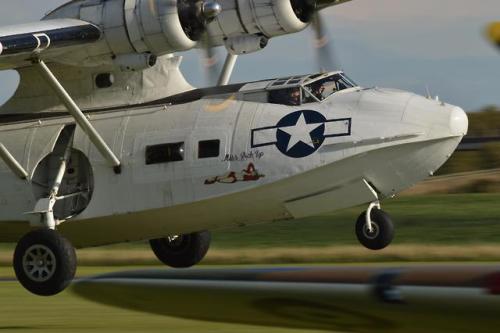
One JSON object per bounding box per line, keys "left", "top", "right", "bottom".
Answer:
{"left": 43, "top": 0, "right": 325, "bottom": 67}
{"left": 206, "top": 0, "right": 312, "bottom": 42}
{"left": 44, "top": 0, "right": 220, "bottom": 65}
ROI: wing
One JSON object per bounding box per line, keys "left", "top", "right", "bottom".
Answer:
{"left": 487, "top": 22, "right": 500, "bottom": 49}
{"left": 72, "top": 265, "right": 500, "bottom": 333}
{"left": 0, "top": 19, "right": 101, "bottom": 70}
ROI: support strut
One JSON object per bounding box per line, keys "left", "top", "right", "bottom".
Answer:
{"left": 0, "top": 143, "right": 28, "bottom": 179}
{"left": 46, "top": 133, "right": 74, "bottom": 229}
{"left": 28, "top": 131, "right": 75, "bottom": 229}
{"left": 365, "top": 201, "right": 381, "bottom": 233}
{"left": 217, "top": 53, "right": 238, "bottom": 86}
{"left": 34, "top": 59, "right": 121, "bottom": 174}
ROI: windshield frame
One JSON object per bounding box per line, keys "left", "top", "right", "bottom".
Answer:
{"left": 301, "top": 72, "right": 359, "bottom": 103}
{"left": 263, "top": 71, "right": 360, "bottom": 106}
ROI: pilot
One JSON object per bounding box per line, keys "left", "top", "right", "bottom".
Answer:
{"left": 288, "top": 88, "right": 301, "bottom": 106}
{"left": 312, "top": 84, "right": 325, "bottom": 100}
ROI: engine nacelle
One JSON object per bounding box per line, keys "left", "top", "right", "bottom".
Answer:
{"left": 43, "top": 0, "right": 316, "bottom": 67}
{"left": 114, "top": 53, "right": 157, "bottom": 72}
{"left": 207, "top": 0, "right": 310, "bottom": 42}
{"left": 44, "top": 0, "right": 214, "bottom": 65}
{"left": 225, "top": 35, "right": 268, "bottom": 55}
{"left": 122, "top": 0, "right": 197, "bottom": 55}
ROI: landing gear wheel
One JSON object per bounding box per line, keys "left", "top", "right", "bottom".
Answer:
{"left": 355, "top": 209, "right": 394, "bottom": 250}
{"left": 150, "top": 231, "right": 211, "bottom": 268}
{"left": 13, "top": 229, "right": 76, "bottom": 296}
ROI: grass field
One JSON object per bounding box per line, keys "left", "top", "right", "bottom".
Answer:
{"left": 1, "top": 193, "right": 500, "bottom": 265}
{"left": 0, "top": 193, "right": 499, "bottom": 332}
{"left": 211, "top": 193, "right": 500, "bottom": 247}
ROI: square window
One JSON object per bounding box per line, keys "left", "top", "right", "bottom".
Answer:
{"left": 146, "top": 142, "right": 184, "bottom": 165}
{"left": 198, "top": 140, "right": 220, "bottom": 159}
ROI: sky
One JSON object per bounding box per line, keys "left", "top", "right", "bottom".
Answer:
{"left": 0, "top": 0, "right": 499, "bottom": 111}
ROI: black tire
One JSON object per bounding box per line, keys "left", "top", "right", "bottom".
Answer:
{"left": 355, "top": 209, "right": 394, "bottom": 250}
{"left": 149, "top": 231, "right": 211, "bottom": 268}
{"left": 13, "top": 229, "right": 77, "bottom": 296}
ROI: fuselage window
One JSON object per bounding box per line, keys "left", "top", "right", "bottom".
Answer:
{"left": 95, "top": 73, "right": 114, "bottom": 89}
{"left": 198, "top": 140, "right": 220, "bottom": 159}
{"left": 146, "top": 142, "right": 184, "bottom": 165}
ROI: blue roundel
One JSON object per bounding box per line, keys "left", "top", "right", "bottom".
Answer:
{"left": 275, "top": 110, "right": 327, "bottom": 158}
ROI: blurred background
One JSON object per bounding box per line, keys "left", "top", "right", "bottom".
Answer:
{"left": 0, "top": 1, "right": 500, "bottom": 332}
{"left": 0, "top": 0, "right": 499, "bottom": 264}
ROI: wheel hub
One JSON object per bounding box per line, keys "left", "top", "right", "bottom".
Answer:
{"left": 167, "top": 235, "right": 184, "bottom": 248}
{"left": 363, "top": 223, "right": 380, "bottom": 240}
{"left": 22, "top": 245, "right": 57, "bottom": 282}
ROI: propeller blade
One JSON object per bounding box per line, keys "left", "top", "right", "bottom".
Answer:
{"left": 311, "top": 12, "right": 340, "bottom": 72}
{"left": 200, "top": 33, "right": 222, "bottom": 86}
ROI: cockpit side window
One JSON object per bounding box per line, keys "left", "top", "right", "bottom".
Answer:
{"left": 302, "top": 87, "right": 321, "bottom": 104}
{"left": 268, "top": 88, "right": 302, "bottom": 106}
{"left": 304, "top": 73, "right": 357, "bottom": 102}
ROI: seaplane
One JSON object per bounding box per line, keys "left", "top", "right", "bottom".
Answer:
{"left": 0, "top": 0, "right": 468, "bottom": 296}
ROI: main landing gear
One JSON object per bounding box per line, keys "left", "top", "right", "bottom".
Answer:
{"left": 150, "top": 231, "right": 211, "bottom": 268}
{"left": 12, "top": 59, "right": 120, "bottom": 296}
{"left": 355, "top": 201, "right": 394, "bottom": 250}
{"left": 14, "top": 229, "right": 76, "bottom": 296}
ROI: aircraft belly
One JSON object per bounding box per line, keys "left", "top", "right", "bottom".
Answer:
{"left": 53, "top": 134, "right": 457, "bottom": 248}
{"left": 284, "top": 178, "right": 378, "bottom": 218}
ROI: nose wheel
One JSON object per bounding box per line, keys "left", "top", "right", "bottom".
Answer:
{"left": 150, "top": 231, "right": 211, "bottom": 268}
{"left": 13, "top": 229, "right": 76, "bottom": 296}
{"left": 355, "top": 202, "right": 394, "bottom": 250}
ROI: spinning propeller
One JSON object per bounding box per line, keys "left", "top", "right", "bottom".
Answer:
{"left": 311, "top": 11, "right": 340, "bottom": 73}
{"left": 178, "top": 0, "right": 222, "bottom": 41}
{"left": 199, "top": 0, "right": 348, "bottom": 86}
{"left": 290, "top": 0, "right": 350, "bottom": 72}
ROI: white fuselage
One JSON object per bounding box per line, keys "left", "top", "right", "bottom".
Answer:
{"left": 0, "top": 83, "right": 467, "bottom": 247}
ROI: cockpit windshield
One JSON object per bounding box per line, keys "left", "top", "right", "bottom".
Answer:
{"left": 265, "top": 72, "right": 358, "bottom": 106}
{"left": 303, "top": 73, "right": 357, "bottom": 103}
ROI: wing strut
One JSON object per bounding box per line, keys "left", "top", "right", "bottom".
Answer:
{"left": 34, "top": 59, "right": 122, "bottom": 174}
{"left": 0, "top": 143, "right": 28, "bottom": 179}
{"left": 217, "top": 53, "right": 238, "bottom": 86}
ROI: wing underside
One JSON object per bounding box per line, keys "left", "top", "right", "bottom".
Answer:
{"left": 0, "top": 19, "right": 102, "bottom": 70}
{"left": 73, "top": 265, "right": 500, "bottom": 333}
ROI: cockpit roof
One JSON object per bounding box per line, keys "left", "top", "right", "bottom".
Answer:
{"left": 240, "top": 71, "right": 348, "bottom": 92}
{"left": 0, "top": 71, "right": 358, "bottom": 126}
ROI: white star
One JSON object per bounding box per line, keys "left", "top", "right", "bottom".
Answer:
{"left": 279, "top": 113, "right": 322, "bottom": 152}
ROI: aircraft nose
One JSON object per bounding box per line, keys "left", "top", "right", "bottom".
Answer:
{"left": 448, "top": 106, "right": 468, "bottom": 137}
{"left": 403, "top": 95, "right": 468, "bottom": 139}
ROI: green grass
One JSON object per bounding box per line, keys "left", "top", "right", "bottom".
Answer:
{"left": 0, "top": 192, "right": 499, "bottom": 332}
{"left": 210, "top": 193, "right": 500, "bottom": 248}
{"left": 1, "top": 193, "right": 500, "bottom": 265}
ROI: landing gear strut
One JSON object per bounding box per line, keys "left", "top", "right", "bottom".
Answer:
{"left": 150, "top": 231, "right": 211, "bottom": 268}
{"left": 12, "top": 58, "right": 122, "bottom": 295}
{"left": 355, "top": 201, "right": 394, "bottom": 250}
{"left": 14, "top": 128, "right": 79, "bottom": 296}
